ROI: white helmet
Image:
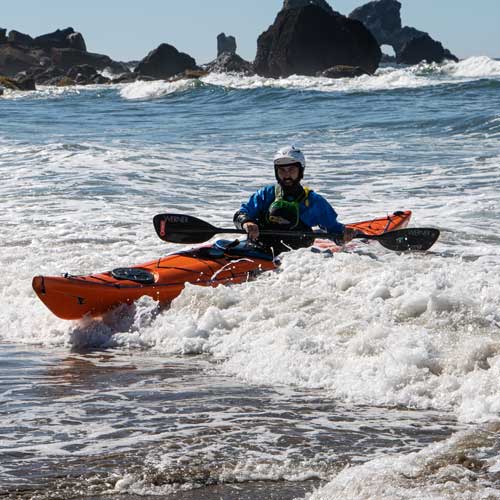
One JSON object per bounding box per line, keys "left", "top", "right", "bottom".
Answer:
{"left": 273, "top": 145, "right": 306, "bottom": 171}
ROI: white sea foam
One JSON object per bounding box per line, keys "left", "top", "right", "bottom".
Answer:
{"left": 445, "top": 55, "right": 500, "bottom": 78}
{"left": 92, "top": 247, "right": 500, "bottom": 425}
{"left": 200, "top": 56, "right": 500, "bottom": 94}
{"left": 307, "top": 424, "right": 500, "bottom": 499}
{"left": 201, "top": 68, "right": 439, "bottom": 93}
{"left": 0, "top": 84, "right": 105, "bottom": 100}
{"left": 113, "top": 458, "right": 329, "bottom": 496}
{"left": 119, "top": 79, "right": 198, "bottom": 100}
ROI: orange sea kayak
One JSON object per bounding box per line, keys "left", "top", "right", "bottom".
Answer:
{"left": 32, "top": 211, "right": 411, "bottom": 320}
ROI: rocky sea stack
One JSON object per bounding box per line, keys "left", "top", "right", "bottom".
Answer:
{"left": 205, "top": 52, "right": 254, "bottom": 75}
{"left": 254, "top": 3, "right": 381, "bottom": 78}
{"left": 134, "top": 43, "right": 199, "bottom": 79}
{"left": 204, "top": 33, "right": 254, "bottom": 75}
{"left": 349, "top": 0, "right": 458, "bottom": 64}
{"left": 217, "top": 33, "right": 236, "bottom": 57}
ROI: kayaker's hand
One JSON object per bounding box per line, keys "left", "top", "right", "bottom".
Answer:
{"left": 243, "top": 222, "right": 260, "bottom": 241}
{"left": 343, "top": 227, "right": 356, "bottom": 243}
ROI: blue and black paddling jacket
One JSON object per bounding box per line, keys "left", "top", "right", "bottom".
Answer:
{"left": 234, "top": 184, "right": 345, "bottom": 252}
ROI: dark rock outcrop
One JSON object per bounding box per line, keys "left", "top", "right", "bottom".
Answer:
{"left": 5, "top": 26, "right": 86, "bottom": 51}
{"left": 0, "top": 76, "right": 18, "bottom": 89}
{"left": 217, "top": 33, "right": 236, "bottom": 56}
{"left": 283, "top": 0, "right": 336, "bottom": 16}
{"left": 395, "top": 26, "right": 428, "bottom": 53}
{"left": 15, "top": 74, "right": 36, "bottom": 90}
{"left": 254, "top": 5, "right": 381, "bottom": 78}
{"left": 349, "top": 0, "right": 402, "bottom": 46}
{"left": 66, "top": 64, "right": 110, "bottom": 84}
{"left": 0, "top": 45, "right": 43, "bottom": 75}
{"left": 19, "top": 64, "right": 111, "bottom": 86}
{"left": 0, "top": 28, "right": 7, "bottom": 44}
{"left": 205, "top": 52, "right": 254, "bottom": 75}
{"left": 317, "top": 65, "right": 369, "bottom": 78}
{"left": 0, "top": 26, "right": 127, "bottom": 81}
{"left": 66, "top": 32, "right": 87, "bottom": 51}
{"left": 134, "top": 43, "right": 198, "bottom": 79}
{"left": 50, "top": 48, "right": 127, "bottom": 73}
{"left": 397, "top": 34, "right": 457, "bottom": 65}
{"left": 33, "top": 27, "right": 87, "bottom": 51}
{"left": 0, "top": 74, "right": 35, "bottom": 91}
{"left": 349, "top": 0, "right": 458, "bottom": 63}
{"left": 8, "top": 30, "right": 34, "bottom": 46}
{"left": 24, "top": 65, "right": 65, "bottom": 85}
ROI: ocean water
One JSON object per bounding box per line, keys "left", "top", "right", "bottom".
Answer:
{"left": 1, "top": 56, "right": 500, "bottom": 499}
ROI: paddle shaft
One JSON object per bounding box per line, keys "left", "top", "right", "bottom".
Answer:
{"left": 164, "top": 225, "right": 382, "bottom": 241}
{"left": 153, "top": 214, "right": 440, "bottom": 251}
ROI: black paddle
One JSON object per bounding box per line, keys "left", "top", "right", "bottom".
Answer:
{"left": 153, "top": 214, "right": 440, "bottom": 252}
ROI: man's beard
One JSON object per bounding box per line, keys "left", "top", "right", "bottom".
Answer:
{"left": 278, "top": 177, "right": 302, "bottom": 194}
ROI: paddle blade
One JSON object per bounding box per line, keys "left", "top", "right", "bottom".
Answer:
{"left": 376, "top": 228, "right": 440, "bottom": 252}
{"left": 153, "top": 214, "right": 218, "bottom": 243}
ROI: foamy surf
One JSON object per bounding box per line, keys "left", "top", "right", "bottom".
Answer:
{"left": 201, "top": 56, "right": 500, "bottom": 94}
{"left": 58, "top": 244, "right": 500, "bottom": 426}
{"left": 307, "top": 424, "right": 500, "bottom": 500}
{"left": 202, "top": 67, "right": 433, "bottom": 93}
{"left": 119, "top": 78, "right": 200, "bottom": 100}
{"left": 444, "top": 55, "right": 500, "bottom": 78}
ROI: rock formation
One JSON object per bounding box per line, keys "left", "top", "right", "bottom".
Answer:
{"left": 217, "top": 33, "right": 236, "bottom": 56}
{"left": 349, "top": 0, "right": 458, "bottom": 64}
{"left": 67, "top": 32, "right": 86, "bottom": 51}
{"left": 349, "top": 0, "right": 401, "bottom": 47}
{"left": 0, "top": 26, "right": 130, "bottom": 85}
{"left": 204, "top": 33, "right": 253, "bottom": 75}
{"left": 254, "top": 4, "right": 381, "bottom": 78}
{"left": 50, "top": 48, "right": 127, "bottom": 73}
{"left": 134, "top": 43, "right": 198, "bottom": 79}
{"left": 8, "top": 30, "right": 34, "bottom": 46}
{"left": 0, "top": 74, "right": 35, "bottom": 91}
{"left": 0, "top": 44, "right": 43, "bottom": 75}
{"left": 397, "top": 34, "right": 456, "bottom": 65}
{"left": 205, "top": 52, "right": 254, "bottom": 75}
{"left": 282, "top": 0, "right": 336, "bottom": 16}
{"left": 24, "top": 66, "right": 65, "bottom": 85}
{"left": 66, "top": 64, "right": 110, "bottom": 84}
{"left": 33, "top": 27, "right": 87, "bottom": 51}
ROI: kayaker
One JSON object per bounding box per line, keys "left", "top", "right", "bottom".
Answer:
{"left": 234, "top": 145, "right": 354, "bottom": 253}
